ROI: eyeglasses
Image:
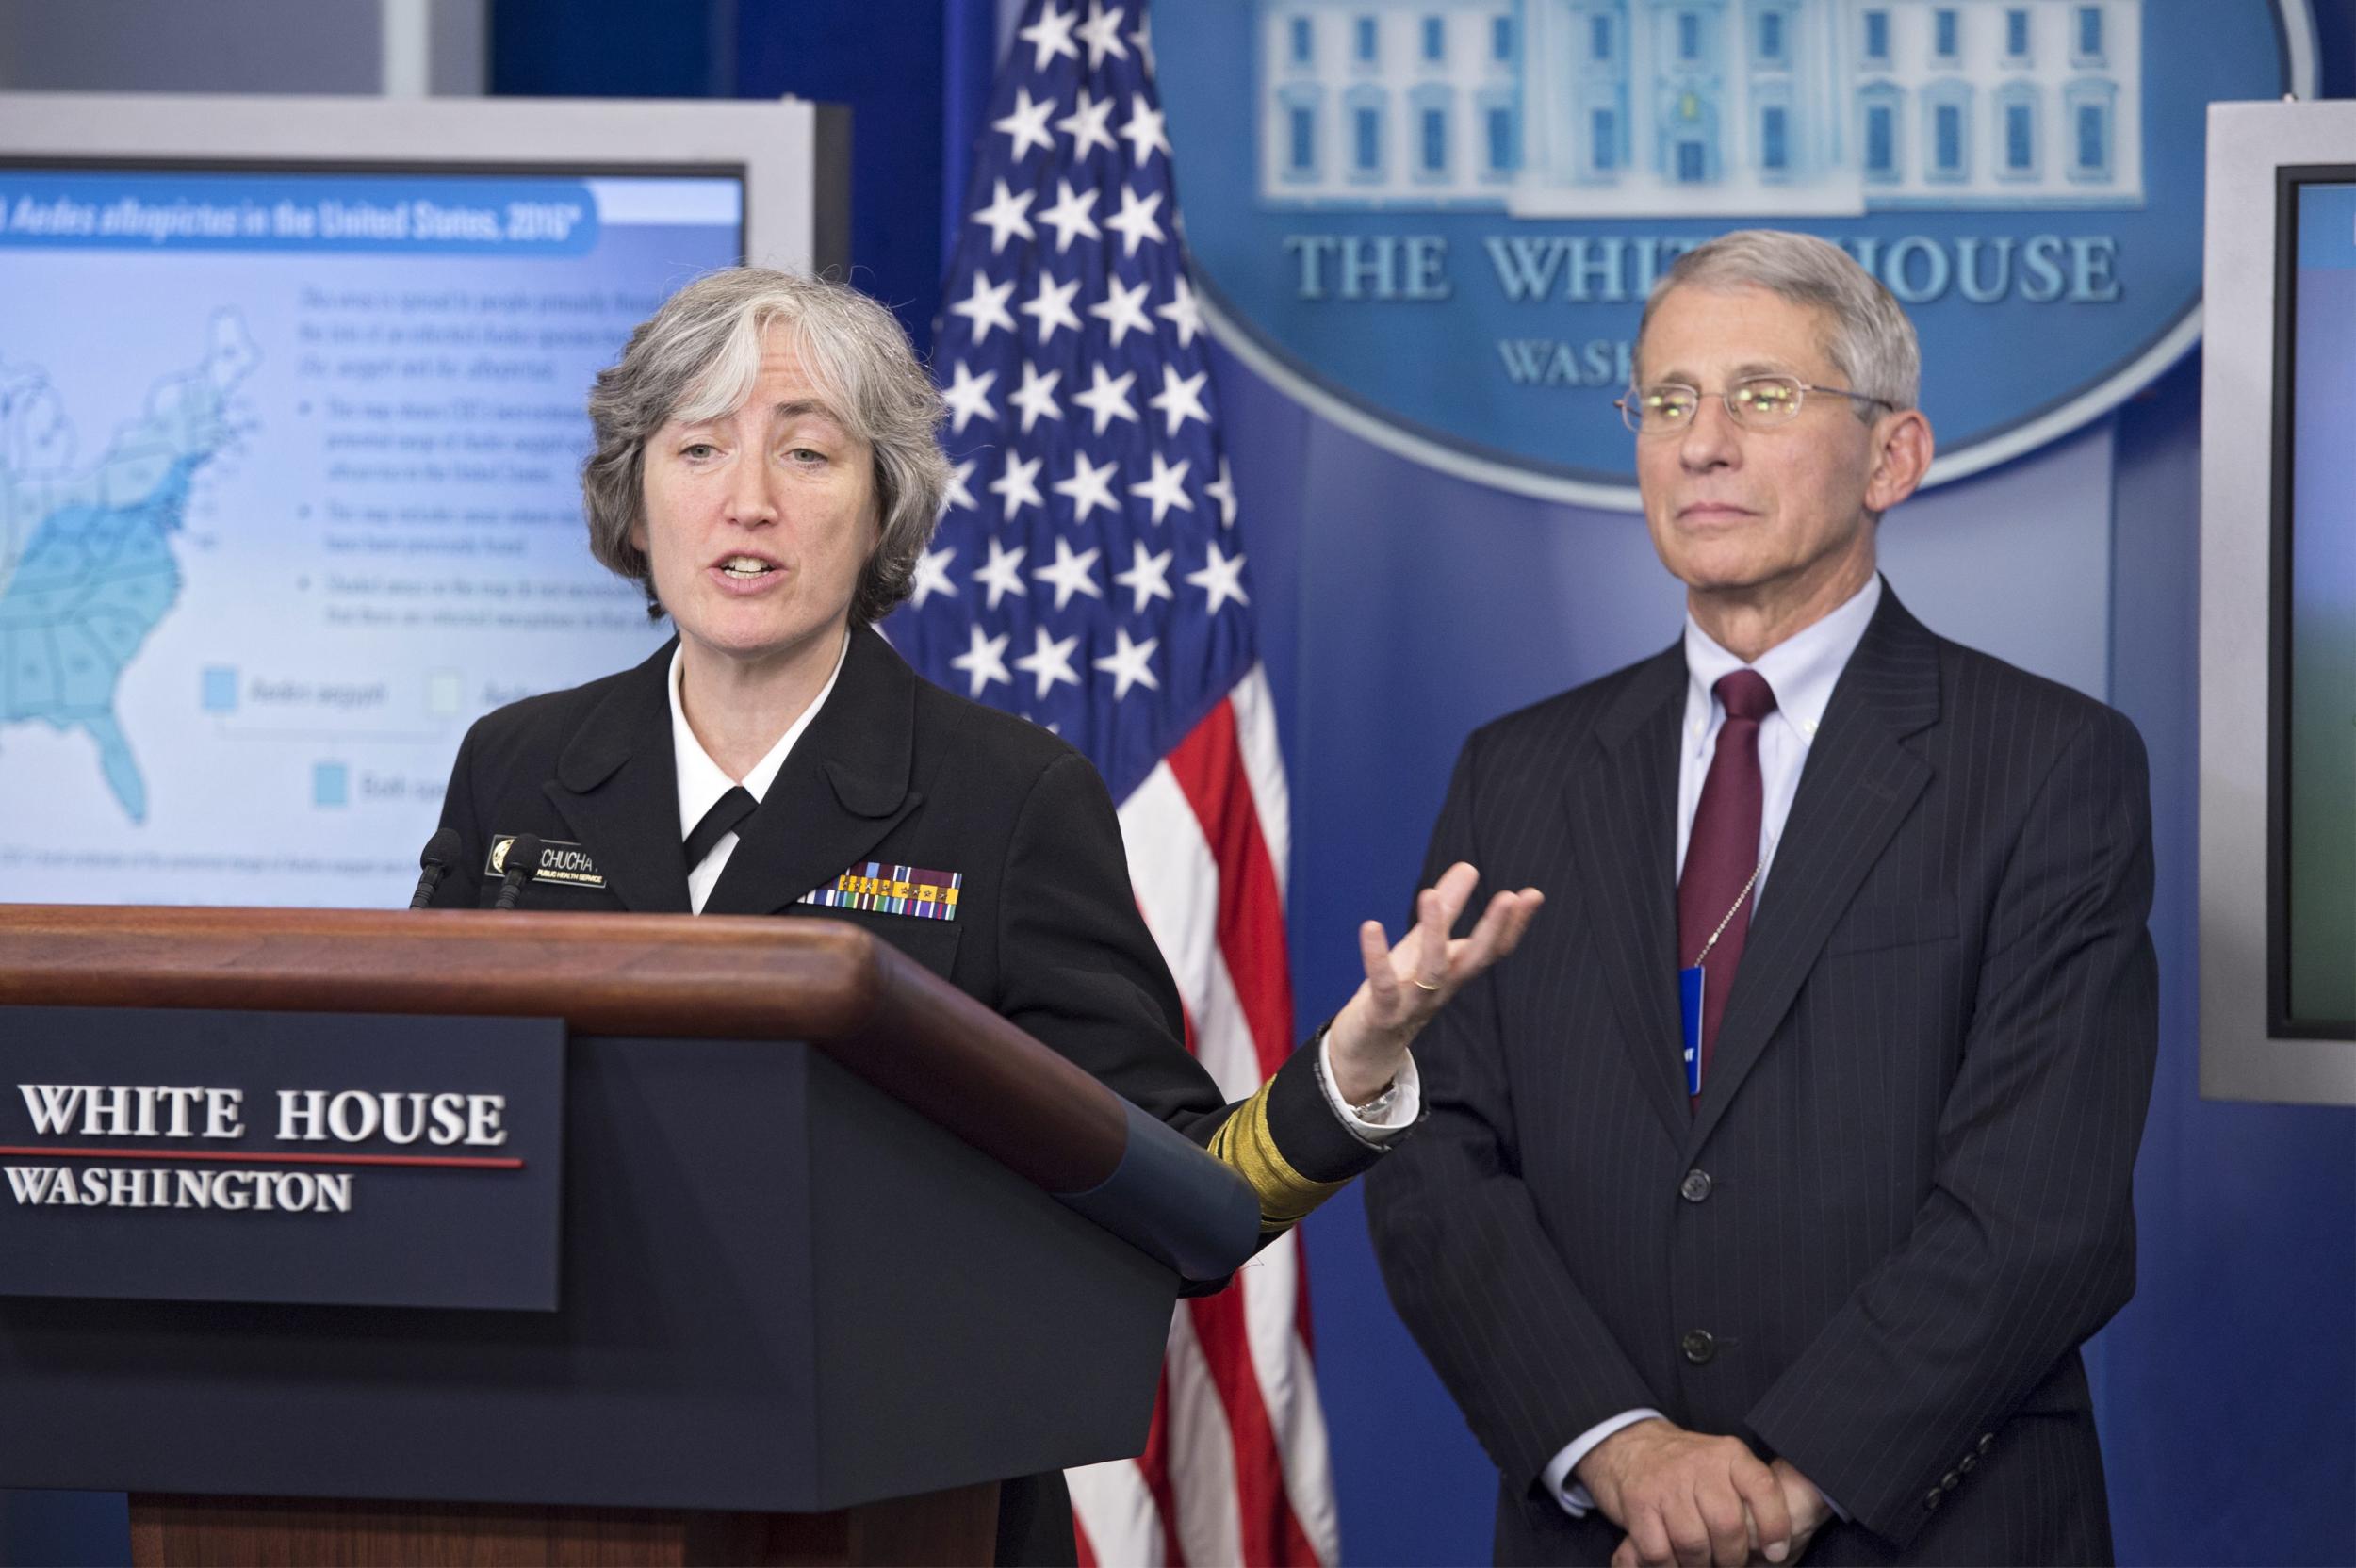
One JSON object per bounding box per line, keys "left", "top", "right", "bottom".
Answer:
{"left": 1615, "top": 375, "right": 1891, "bottom": 435}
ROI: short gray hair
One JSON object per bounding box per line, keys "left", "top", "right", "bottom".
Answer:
{"left": 582, "top": 267, "right": 953, "bottom": 624}
{"left": 1635, "top": 230, "right": 1920, "bottom": 416}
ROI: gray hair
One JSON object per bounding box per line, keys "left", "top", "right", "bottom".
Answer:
{"left": 1635, "top": 230, "right": 1921, "bottom": 416}
{"left": 582, "top": 267, "right": 953, "bottom": 624}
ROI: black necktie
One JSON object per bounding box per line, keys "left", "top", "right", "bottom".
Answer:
{"left": 683, "top": 785, "right": 758, "bottom": 870}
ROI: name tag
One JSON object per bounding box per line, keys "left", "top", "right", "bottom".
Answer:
{"left": 485, "top": 835, "right": 608, "bottom": 890}
{"left": 1678, "top": 965, "right": 1706, "bottom": 1097}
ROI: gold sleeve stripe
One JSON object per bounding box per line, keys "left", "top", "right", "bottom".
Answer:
{"left": 1208, "top": 1082, "right": 1351, "bottom": 1233}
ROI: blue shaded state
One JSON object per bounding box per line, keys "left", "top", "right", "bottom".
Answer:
{"left": 0, "top": 458, "right": 198, "bottom": 824}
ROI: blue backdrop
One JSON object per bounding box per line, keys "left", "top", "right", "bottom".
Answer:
{"left": 7, "top": 2, "right": 2353, "bottom": 1562}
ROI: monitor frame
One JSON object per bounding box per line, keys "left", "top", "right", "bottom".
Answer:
{"left": 0, "top": 91, "right": 846, "bottom": 276}
{"left": 2201, "top": 97, "right": 2356, "bottom": 1105}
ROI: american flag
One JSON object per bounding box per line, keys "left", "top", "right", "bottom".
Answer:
{"left": 892, "top": 3, "right": 1340, "bottom": 1563}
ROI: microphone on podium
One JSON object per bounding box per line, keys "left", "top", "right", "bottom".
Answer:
{"left": 491, "top": 834, "right": 544, "bottom": 911}
{"left": 407, "top": 827, "right": 463, "bottom": 910}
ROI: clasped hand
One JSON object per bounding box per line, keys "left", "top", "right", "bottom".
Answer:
{"left": 1582, "top": 1419, "right": 1832, "bottom": 1567}
{"left": 1323, "top": 862, "right": 1544, "bottom": 1105}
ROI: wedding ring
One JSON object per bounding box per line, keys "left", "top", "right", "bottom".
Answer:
{"left": 1411, "top": 977, "right": 1443, "bottom": 993}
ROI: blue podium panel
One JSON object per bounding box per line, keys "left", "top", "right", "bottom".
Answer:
{"left": 0, "top": 1033, "right": 1174, "bottom": 1514}
{"left": 0, "top": 1007, "right": 563, "bottom": 1311}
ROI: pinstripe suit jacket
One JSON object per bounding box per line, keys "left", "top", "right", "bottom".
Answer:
{"left": 1365, "top": 588, "right": 2157, "bottom": 1564}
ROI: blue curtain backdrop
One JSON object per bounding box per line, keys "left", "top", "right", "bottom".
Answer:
{"left": 6, "top": 3, "right": 2352, "bottom": 1562}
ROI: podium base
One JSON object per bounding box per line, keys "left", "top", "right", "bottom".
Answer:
{"left": 129, "top": 1485, "right": 1001, "bottom": 1566}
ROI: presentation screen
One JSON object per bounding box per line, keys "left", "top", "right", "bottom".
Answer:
{"left": 2279, "top": 173, "right": 2356, "bottom": 1037}
{"left": 0, "top": 161, "right": 741, "bottom": 907}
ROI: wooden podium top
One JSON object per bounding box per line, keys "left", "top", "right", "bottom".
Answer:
{"left": 0, "top": 904, "right": 1127, "bottom": 1197}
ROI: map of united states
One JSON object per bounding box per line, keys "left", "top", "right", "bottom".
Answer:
{"left": 0, "top": 311, "right": 256, "bottom": 823}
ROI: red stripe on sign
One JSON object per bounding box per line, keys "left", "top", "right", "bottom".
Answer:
{"left": 0, "top": 1146, "right": 523, "bottom": 1169}
{"left": 1164, "top": 699, "right": 1296, "bottom": 1074}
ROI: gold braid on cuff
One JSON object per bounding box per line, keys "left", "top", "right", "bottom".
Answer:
{"left": 1207, "top": 1084, "right": 1350, "bottom": 1234}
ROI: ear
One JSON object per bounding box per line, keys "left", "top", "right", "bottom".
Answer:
{"left": 1863, "top": 408, "right": 1935, "bottom": 514}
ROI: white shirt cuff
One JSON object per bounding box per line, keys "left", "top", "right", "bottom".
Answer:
{"left": 1542, "top": 1409, "right": 1665, "bottom": 1517}
{"left": 1315, "top": 1033, "right": 1422, "bottom": 1142}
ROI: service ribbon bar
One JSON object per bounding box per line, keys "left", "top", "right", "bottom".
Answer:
{"left": 798, "top": 861, "right": 961, "bottom": 922}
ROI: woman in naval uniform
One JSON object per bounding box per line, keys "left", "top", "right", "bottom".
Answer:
{"left": 427, "top": 267, "right": 1540, "bottom": 1562}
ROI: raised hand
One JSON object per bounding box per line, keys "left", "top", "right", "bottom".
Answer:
{"left": 1324, "top": 861, "right": 1543, "bottom": 1104}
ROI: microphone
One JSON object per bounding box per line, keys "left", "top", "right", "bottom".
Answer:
{"left": 491, "top": 833, "right": 543, "bottom": 911}
{"left": 407, "top": 827, "right": 463, "bottom": 910}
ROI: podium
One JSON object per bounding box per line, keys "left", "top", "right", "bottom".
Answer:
{"left": 0, "top": 906, "right": 1254, "bottom": 1565}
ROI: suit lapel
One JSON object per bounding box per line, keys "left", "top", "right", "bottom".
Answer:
{"left": 1566, "top": 645, "right": 1692, "bottom": 1146}
{"left": 544, "top": 641, "right": 694, "bottom": 914}
{"left": 1685, "top": 587, "right": 1942, "bottom": 1155}
{"left": 702, "top": 625, "right": 924, "bottom": 917}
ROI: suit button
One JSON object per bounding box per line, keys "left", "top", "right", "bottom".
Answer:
{"left": 1959, "top": 1455, "right": 1977, "bottom": 1475}
{"left": 1924, "top": 1489, "right": 1944, "bottom": 1512}
{"left": 1680, "top": 1329, "right": 1715, "bottom": 1364}
{"left": 1679, "top": 1168, "right": 1713, "bottom": 1203}
{"left": 1978, "top": 1433, "right": 1997, "bottom": 1456}
{"left": 1941, "top": 1471, "right": 1960, "bottom": 1492}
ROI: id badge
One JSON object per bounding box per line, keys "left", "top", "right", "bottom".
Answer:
{"left": 1678, "top": 965, "right": 1706, "bottom": 1096}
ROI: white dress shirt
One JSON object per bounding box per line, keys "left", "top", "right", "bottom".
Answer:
{"left": 669, "top": 633, "right": 849, "bottom": 914}
{"left": 669, "top": 631, "right": 1413, "bottom": 1134}
{"left": 1543, "top": 576, "right": 1881, "bottom": 1517}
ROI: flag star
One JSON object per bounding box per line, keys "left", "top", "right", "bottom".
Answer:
{"left": 969, "top": 178, "right": 1036, "bottom": 254}
{"left": 1092, "top": 627, "right": 1161, "bottom": 699}
{"left": 992, "top": 86, "right": 1058, "bottom": 161}
{"left": 909, "top": 544, "right": 957, "bottom": 609}
{"left": 1056, "top": 88, "right": 1118, "bottom": 158}
{"left": 1077, "top": 2, "right": 1129, "bottom": 68}
{"left": 948, "top": 272, "right": 1018, "bottom": 343}
{"left": 949, "top": 623, "right": 1012, "bottom": 697}
{"left": 1037, "top": 179, "right": 1102, "bottom": 253}
{"left": 1031, "top": 533, "right": 1104, "bottom": 610}
{"left": 940, "top": 360, "right": 998, "bottom": 433}
{"left": 1147, "top": 366, "right": 1211, "bottom": 437}
{"left": 1156, "top": 275, "right": 1203, "bottom": 348}
{"left": 1013, "top": 624, "right": 1083, "bottom": 699}
{"left": 1072, "top": 362, "right": 1139, "bottom": 433}
{"left": 1020, "top": 272, "right": 1085, "bottom": 344}
{"left": 941, "top": 457, "right": 978, "bottom": 515}
{"left": 1204, "top": 456, "right": 1238, "bottom": 527}
{"left": 971, "top": 535, "right": 1029, "bottom": 607}
{"left": 989, "top": 452, "right": 1045, "bottom": 521}
{"left": 1112, "top": 540, "right": 1174, "bottom": 612}
{"left": 1126, "top": 8, "right": 1154, "bottom": 72}
{"left": 1128, "top": 450, "right": 1194, "bottom": 525}
{"left": 1119, "top": 96, "right": 1170, "bottom": 165}
{"left": 1008, "top": 360, "right": 1064, "bottom": 433}
{"left": 1104, "top": 185, "right": 1167, "bottom": 256}
{"left": 1018, "top": 0, "right": 1079, "bottom": 70}
{"left": 1052, "top": 449, "right": 1121, "bottom": 522}
{"left": 1185, "top": 540, "right": 1250, "bottom": 614}
{"left": 1088, "top": 276, "right": 1153, "bottom": 347}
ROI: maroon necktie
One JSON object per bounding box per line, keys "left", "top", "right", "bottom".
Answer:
{"left": 1678, "top": 669, "right": 1776, "bottom": 1097}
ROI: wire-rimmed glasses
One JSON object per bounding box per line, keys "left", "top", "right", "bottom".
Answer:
{"left": 1616, "top": 375, "right": 1890, "bottom": 435}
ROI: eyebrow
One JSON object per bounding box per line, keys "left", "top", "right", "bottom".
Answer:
{"left": 1646, "top": 359, "right": 1799, "bottom": 384}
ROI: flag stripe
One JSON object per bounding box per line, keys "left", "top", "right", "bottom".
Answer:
{"left": 1187, "top": 1282, "right": 1294, "bottom": 1567}
{"left": 1163, "top": 693, "right": 1295, "bottom": 1070}
{"left": 1227, "top": 664, "right": 1293, "bottom": 900}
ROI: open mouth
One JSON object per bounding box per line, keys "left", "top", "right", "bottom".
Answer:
{"left": 717, "top": 555, "right": 779, "bottom": 580}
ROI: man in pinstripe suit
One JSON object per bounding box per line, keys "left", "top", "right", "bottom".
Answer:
{"left": 1366, "top": 230, "right": 2157, "bottom": 1567}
